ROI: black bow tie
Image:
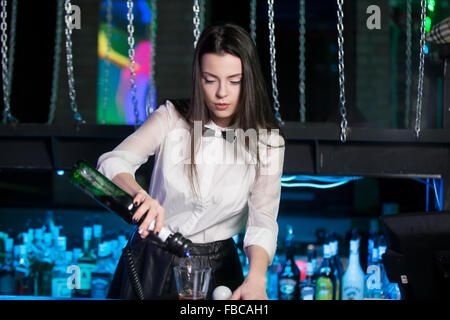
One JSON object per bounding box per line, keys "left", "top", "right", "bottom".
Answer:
{"left": 203, "top": 128, "right": 236, "bottom": 143}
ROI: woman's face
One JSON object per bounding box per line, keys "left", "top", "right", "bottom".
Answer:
{"left": 200, "top": 53, "right": 242, "bottom": 128}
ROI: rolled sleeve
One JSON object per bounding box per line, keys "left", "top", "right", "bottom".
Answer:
{"left": 96, "top": 100, "right": 177, "bottom": 180}
{"left": 243, "top": 131, "right": 285, "bottom": 265}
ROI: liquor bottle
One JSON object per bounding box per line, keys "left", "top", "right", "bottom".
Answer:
{"left": 315, "top": 243, "right": 335, "bottom": 300}
{"left": 69, "top": 160, "right": 192, "bottom": 257}
{"left": 342, "top": 235, "right": 365, "bottom": 300}
{"left": 267, "top": 254, "right": 280, "bottom": 300}
{"left": 72, "top": 218, "right": 97, "bottom": 298}
{"left": 329, "top": 233, "right": 343, "bottom": 300}
{"left": 14, "top": 244, "right": 33, "bottom": 295}
{"left": 0, "top": 238, "right": 15, "bottom": 295}
{"left": 35, "top": 232, "right": 54, "bottom": 296}
{"left": 91, "top": 242, "right": 115, "bottom": 299}
{"left": 364, "top": 244, "right": 383, "bottom": 299}
{"left": 299, "top": 245, "right": 316, "bottom": 300}
{"left": 51, "top": 236, "right": 72, "bottom": 298}
{"left": 377, "top": 235, "right": 401, "bottom": 300}
{"left": 92, "top": 215, "right": 102, "bottom": 258}
{"left": 308, "top": 244, "right": 318, "bottom": 283}
{"left": 277, "top": 225, "right": 300, "bottom": 300}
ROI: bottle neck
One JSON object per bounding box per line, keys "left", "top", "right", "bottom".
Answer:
{"left": 348, "top": 240, "right": 361, "bottom": 266}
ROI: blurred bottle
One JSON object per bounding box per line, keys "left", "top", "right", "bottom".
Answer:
{"left": 315, "top": 242, "right": 335, "bottom": 300}
{"left": 267, "top": 254, "right": 280, "bottom": 300}
{"left": 91, "top": 242, "right": 115, "bottom": 299}
{"left": 299, "top": 244, "right": 316, "bottom": 300}
{"left": 377, "top": 234, "right": 401, "bottom": 300}
{"left": 364, "top": 239, "right": 383, "bottom": 299}
{"left": 0, "top": 237, "right": 15, "bottom": 295}
{"left": 35, "top": 232, "right": 54, "bottom": 296}
{"left": 92, "top": 215, "right": 102, "bottom": 258}
{"left": 72, "top": 218, "right": 96, "bottom": 298}
{"left": 329, "top": 233, "right": 343, "bottom": 300}
{"left": 277, "top": 225, "right": 300, "bottom": 300}
{"left": 14, "top": 243, "right": 32, "bottom": 295}
{"left": 342, "top": 231, "right": 365, "bottom": 300}
{"left": 51, "top": 236, "right": 71, "bottom": 298}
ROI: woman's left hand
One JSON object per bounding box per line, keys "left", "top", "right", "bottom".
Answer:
{"left": 229, "top": 275, "right": 268, "bottom": 300}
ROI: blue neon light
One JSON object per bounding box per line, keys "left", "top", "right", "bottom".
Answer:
{"left": 56, "top": 170, "right": 65, "bottom": 176}
{"left": 281, "top": 175, "right": 363, "bottom": 189}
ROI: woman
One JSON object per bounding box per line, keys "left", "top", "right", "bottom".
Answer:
{"left": 98, "top": 23, "right": 285, "bottom": 300}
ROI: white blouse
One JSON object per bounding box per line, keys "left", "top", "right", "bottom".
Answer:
{"left": 97, "top": 100, "right": 285, "bottom": 263}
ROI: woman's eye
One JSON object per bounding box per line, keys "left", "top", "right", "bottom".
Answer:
{"left": 230, "top": 80, "right": 241, "bottom": 85}
{"left": 204, "top": 79, "right": 215, "bottom": 83}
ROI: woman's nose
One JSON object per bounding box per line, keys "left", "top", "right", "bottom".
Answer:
{"left": 216, "top": 82, "right": 227, "bottom": 98}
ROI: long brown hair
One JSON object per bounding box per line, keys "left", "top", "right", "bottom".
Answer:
{"left": 172, "top": 23, "right": 285, "bottom": 201}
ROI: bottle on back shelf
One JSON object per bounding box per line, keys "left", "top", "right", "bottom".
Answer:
{"left": 72, "top": 217, "right": 96, "bottom": 298}
{"left": 51, "top": 236, "right": 72, "bottom": 298}
{"left": 277, "top": 225, "right": 300, "bottom": 300}
{"left": 315, "top": 242, "right": 335, "bottom": 300}
{"left": 299, "top": 244, "right": 316, "bottom": 300}
{"left": 342, "top": 230, "right": 365, "bottom": 300}
{"left": 92, "top": 215, "right": 102, "bottom": 258}
{"left": 377, "top": 234, "right": 401, "bottom": 300}
{"left": 14, "top": 243, "right": 33, "bottom": 295}
{"left": 0, "top": 237, "right": 15, "bottom": 295}
{"left": 91, "top": 242, "right": 116, "bottom": 299}
{"left": 329, "top": 233, "right": 343, "bottom": 300}
{"left": 364, "top": 238, "right": 383, "bottom": 299}
{"left": 35, "top": 232, "right": 54, "bottom": 296}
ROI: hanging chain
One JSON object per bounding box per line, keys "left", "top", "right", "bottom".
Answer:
{"left": 48, "top": 0, "right": 64, "bottom": 124}
{"left": 414, "top": 0, "right": 427, "bottom": 139}
{"left": 404, "top": 0, "right": 412, "bottom": 129}
{"left": 336, "top": 0, "right": 347, "bottom": 143}
{"left": 267, "top": 0, "right": 283, "bottom": 125}
{"left": 127, "top": 0, "right": 140, "bottom": 126}
{"left": 250, "top": 0, "right": 257, "bottom": 44}
{"left": 1, "top": 0, "right": 16, "bottom": 123}
{"left": 193, "top": 0, "right": 200, "bottom": 48}
{"left": 64, "top": 0, "right": 84, "bottom": 123}
{"left": 299, "top": 0, "right": 306, "bottom": 123}
{"left": 101, "top": 0, "right": 113, "bottom": 124}
{"left": 146, "top": 0, "right": 157, "bottom": 116}
{"left": 7, "top": 0, "right": 16, "bottom": 97}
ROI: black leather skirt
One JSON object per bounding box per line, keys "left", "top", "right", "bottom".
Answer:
{"left": 107, "top": 228, "right": 244, "bottom": 300}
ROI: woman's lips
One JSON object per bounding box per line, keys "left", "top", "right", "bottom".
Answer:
{"left": 215, "top": 103, "right": 230, "bottom": 110}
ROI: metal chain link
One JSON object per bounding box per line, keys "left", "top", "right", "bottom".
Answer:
{"left": 193, "top": 0, "right": 200, "bottom": 48}
{"left": 127, "top": 0, "right": 140, "bottom": 126}
{"left": 146, "top": 0, "right": 157, "bottom": 117}
{"left": 1, "top": 0, "right": 16, "bottom": 123}
{"left": 250, "top": 0, "right": 257, "bottom": 44}
{"left": 299, "top": 0, "right": 306, "bottom": 123}
{"left": 336, "top": 0, "right": 347, "bottom": 142}
{"left": 48, "top": 0, "right": 64, "bottom": 124}
{"left": 267, "top": 0, "right": 283, "bottom": 125}
{"left": 404, "top": 0, "right": 412, "bottom": 129}
{"left": 414, "top": 0, "right": 427, "bottom": 139}
{"left": 7, "top": 0, "right": 16, "bottom": 97}
{"left": 64, "top": 0, "right": 84, "bottom": 124}
{"left": 101, "top": 0, "right": 113, "bottom": 124}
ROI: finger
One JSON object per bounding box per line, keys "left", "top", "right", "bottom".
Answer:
{"left": 132, "top": 190, "right": 148, "bottom": 207}
{"left": 153, "top": 207, "right": 165, "bottom": 235}
{"left": 139, "top": 206, "right": 158, "bottom": 238}
{"left": 229, "top": 287, "right": 242, "bottom": 300}
{"left": 132, "top": 201, "right": 149, "bottom": 224}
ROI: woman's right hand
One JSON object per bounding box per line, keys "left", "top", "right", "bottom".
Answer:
{"left": 132, "top": 189, "right": 165, "bottom": 239}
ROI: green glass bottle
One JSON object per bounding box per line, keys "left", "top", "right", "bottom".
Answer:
{"left": 69, "top": 161, "right": 136, "bottom": 224}
{"left": 69, "top": 161, "right": 192, "bottom": 258}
